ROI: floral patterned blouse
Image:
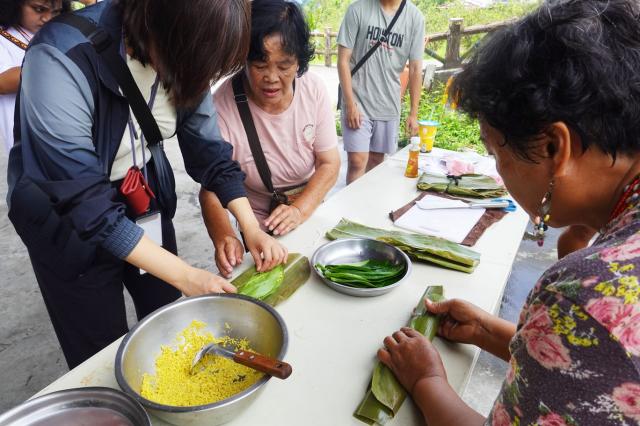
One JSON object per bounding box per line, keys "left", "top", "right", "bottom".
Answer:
{"left": 486, "top": 201, "right": 640, "bottom": 426}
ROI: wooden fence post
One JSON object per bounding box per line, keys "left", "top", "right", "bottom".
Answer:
{"left": 324, "top": 27, "right": 332, "bottom": 67}
{"left": 444, "top": 18, "right": 463, "bottom": 69}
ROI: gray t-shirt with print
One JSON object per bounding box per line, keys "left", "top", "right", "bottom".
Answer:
{"left": 337, "top": 0, "right": 425, "bottom": 120}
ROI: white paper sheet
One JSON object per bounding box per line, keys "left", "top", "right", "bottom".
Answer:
{"left": 415, "top": 196, "right": 469, "bottom": 210}
{"left": 394, "top": 198, "right": 485, "bottom": 243}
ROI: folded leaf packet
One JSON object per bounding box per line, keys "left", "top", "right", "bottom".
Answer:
{"left": 354, "top": 286, "right": 445, "bottom": 425}
{"left": 326, "top": 219, "right": 480, "bottom": 274}
{"left": 417, "top": 172, "right": 507, "bottom": 199}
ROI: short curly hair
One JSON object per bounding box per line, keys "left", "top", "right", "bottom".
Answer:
{"left": 0, "top": 0, "right": 70, "bottom": 28}
{"left": 248, "top": 0, "right": 315, "bottom": 77}
{"left": 451, "top": 0, "right": 640, "bottom": 162}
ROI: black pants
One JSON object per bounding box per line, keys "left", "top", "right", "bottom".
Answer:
{"left": 10, "top": 167, "right": 181, "bottom": 369}
{"left": 29, "top": 216, "right": 180, "bottom": 369}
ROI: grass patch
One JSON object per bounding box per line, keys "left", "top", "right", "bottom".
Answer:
{"left": 399, "top": 80, "right": 483, "bottom": 153}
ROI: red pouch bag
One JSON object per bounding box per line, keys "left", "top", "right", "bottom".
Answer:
{"left": 120, "top": 166, "right": 155, "bottom": 216}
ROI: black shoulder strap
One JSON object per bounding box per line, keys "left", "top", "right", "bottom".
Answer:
{"left": 231, "top": 74, "right": 276, "bottom": 194}
{"left": 51, "top": 13, "right": 178, "bottom": 217}
{"left": 52, "top": 13, "right": 163, "bottom": 147}
{"left": 350, "top": 0, "right": 406, "bottom": 76}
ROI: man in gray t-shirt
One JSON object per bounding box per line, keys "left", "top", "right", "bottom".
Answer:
{"left": 337, "top": 0, "right": 425, "bottom": 184}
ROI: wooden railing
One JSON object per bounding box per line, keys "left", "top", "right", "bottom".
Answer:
{"left": 425, "top": 18, "right": 515, "bottom": 81}
{"left": 310, "top": 27, "right": 339, "bottom": 67}
{"left": 311, "top": 17, "right": 515, "bottom": 81}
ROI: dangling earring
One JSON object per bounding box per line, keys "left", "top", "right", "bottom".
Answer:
{"left": 529, "top": 179, "right": 554, "bottom": 247}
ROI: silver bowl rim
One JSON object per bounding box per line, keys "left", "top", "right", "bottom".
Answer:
{"left": 0, "top": 386, "right": 151, "bottom": 425}
{"left": 310, "top": 237, "right": 412, "bottom": 294}
{"left": 115, "top": 293, "right": 289, "bottom": 413}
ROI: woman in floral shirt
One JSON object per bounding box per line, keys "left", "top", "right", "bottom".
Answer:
{"left": 377, "top": 1, "right": 640, "bottom": 425}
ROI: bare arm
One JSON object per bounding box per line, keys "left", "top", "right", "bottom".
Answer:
{"left": 406, "top": 59, "right": 423, "bottom": 136}
{"left": 199, "top": 192, "right": 287, "bottom": 274}
{"left": 199, "top": 188, "right": 245, "bottom": 277}
{"left": 337, "top": 45, "right": 362, "bottom": 129}
{"left": 226, "top": 197, "right": 260, "bottom": 236}
{"left": 412, "top": 377, "right": 486, "bottom": 426}
{"left": 474, "top": 312, "right": 516, "bottom": 362}
{"left": 125, "top": 235, "right": 236, "bottom": 296}
{"left": 200, "top": 188, "right": 238, "bottom": 242}
{"left": 337, "top": 46, "right": 355, "bottom": 108}
{"left": 426, "top": 299, "right": 515, "bottom": 362}
{"left": 0, "top": 66, "right": 21, "bottom": 94}
{"left": 227, "top": 197, "right": 288, "bottom": 271}
{"left": 265, "top": 148, "right": 340, "bottom": 236}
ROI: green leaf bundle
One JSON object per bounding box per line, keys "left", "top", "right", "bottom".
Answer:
{"left": 233, "top": 253, "right": 311, "bottom": 306}
{"left": 417, "top": 172, "right": 507, "bottom": 199}
{"left": 354, "top": 286, "right": 445, "bottom": 425}
{"left": 315, "top": 260, "right": 405, "bottom": 288}
{"left": 326, "top": 219, "right": 480, "bottom": 273}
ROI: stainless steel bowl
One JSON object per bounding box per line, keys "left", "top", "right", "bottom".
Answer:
{"left": 115, "top": 294, "right": 288, "bottom": 426}
{"left": 311, "top": 238, "right": 412, "bottom": 297}
{"left": 0, "top": 387, "right": 150, "bottom": 426}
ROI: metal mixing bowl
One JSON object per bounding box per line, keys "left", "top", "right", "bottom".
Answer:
{"left": 0, "top": 387, "right": 150, "bottom": 426}
{"left": 115, "top": 294, "right": 288, "bottom": 426}
{"left": 311, "top": 238, "right": 412, "bottom": 297}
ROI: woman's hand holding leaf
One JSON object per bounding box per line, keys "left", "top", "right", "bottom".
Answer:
{"left": 426, "top": 298, "right": 515, "bottom": 361}
{"left": 377, "top": 327, "right": 447, "bottom": 395}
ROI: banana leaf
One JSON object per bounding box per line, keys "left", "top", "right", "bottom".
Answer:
{"left": 354, "top": 389, "right": 394, "bottom": 425}
{"left": 417, "top": 172, "right": 507, "bottom": 199}
{"left": 354, "top": 286, "right": 445, "bottom": 425}
{"left": 233, "top": 253, "right": 310, "bottom": 306}
{"left": 237, "top": 264, "right": 284, "bottom": 299}
{"left": 326, "top": 219, "right": 480, "bottom": 273}
{"left": 315, "top": 260, "right": 405, "bottom": 288}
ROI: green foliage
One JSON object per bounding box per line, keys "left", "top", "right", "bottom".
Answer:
{"left": 399, "top": 80, "right": 484, "bottom": 153}
{"left": 304, "top": 0, "right": 539, "bottom": 61}
{"left": 420, "top": 0, "right": 539, "bottom": 32}
{"left": 304, "top": 0, "right": 539, "bottom": 152}
{"left": 304, "top": 0, "right": 539, "bottom": 34}
{"left": 421, "top": 0, "right": 540, "bottom": 56}
{"left": 305, "top": 0, "right": 348, "bottom": 32}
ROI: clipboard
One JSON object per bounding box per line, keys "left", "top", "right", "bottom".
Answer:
{"left": 389, "top": 192, "right": 508, "bottom": 246}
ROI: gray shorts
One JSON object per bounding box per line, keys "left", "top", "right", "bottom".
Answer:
{"left": 341, "top": 115, "right": 399, "bottom": 154}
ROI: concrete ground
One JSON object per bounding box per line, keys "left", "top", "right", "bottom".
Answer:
{"left": 0, "top": 65, "right": 558, "bottom": 416}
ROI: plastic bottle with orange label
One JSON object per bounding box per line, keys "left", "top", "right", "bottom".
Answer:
{"left": 404, "top": 137, "right": 420, "bottom": 178}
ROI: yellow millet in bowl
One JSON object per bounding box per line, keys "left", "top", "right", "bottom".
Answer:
{"left": 140, "top": 320, "right": 263, "bottom": 407}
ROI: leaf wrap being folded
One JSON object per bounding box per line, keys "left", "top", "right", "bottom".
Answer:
{"left": 233, "top": 253, "right": 310, "bottom": 306}
{"left": 417, "top": 172, "right": 507, "bottom": 198}
{"left": 326, "top": 219, "right": 480, "bottom": 273}
{"left": 237, "top": 265, "right": 284, "bottom": 300}
{"left": 354, "top": 286, "right": 445, "bottom": 425}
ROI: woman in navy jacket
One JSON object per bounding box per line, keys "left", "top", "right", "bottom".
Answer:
{"left": 6, "top": 0, "right": 287, "bottom": 368}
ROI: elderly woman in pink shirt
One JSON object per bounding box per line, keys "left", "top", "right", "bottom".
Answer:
{"left": 200, "top": 0, "right": 340, "bottom": 277}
